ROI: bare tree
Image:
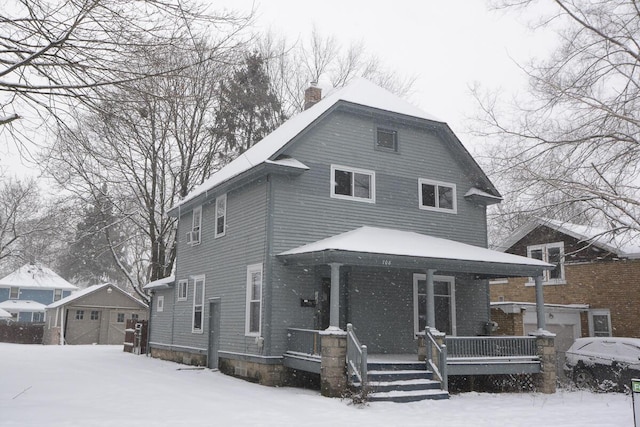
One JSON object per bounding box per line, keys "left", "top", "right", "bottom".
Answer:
{"left": 258, "top": 28, "right": 417, "bottom": 116}
{"left": 45, "top": 37, "right": 242, "bottom": 301}
{"left": 474, "top": 0, "right": 640, "bottom": 244}
{"left": 0, "top": 176, "right": 70, "bottom": 274}
{"left": 0, "top": 0, "right": 252, "bottom": 156}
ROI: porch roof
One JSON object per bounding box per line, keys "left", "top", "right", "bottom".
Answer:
{"left": 278, "top": 226, "right": 553, "bottom": 278}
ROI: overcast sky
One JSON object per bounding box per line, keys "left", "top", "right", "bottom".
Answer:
{"left": 220, "top": 0, "right": 558, "bottom": 149}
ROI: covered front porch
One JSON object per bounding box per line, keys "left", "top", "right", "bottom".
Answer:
{"left": 277, "top": 226, "right": 555, "bottom": 399}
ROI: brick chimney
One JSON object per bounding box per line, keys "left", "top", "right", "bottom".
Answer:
{"left": 304, "top": 81, "right": 322, "bottom": 110}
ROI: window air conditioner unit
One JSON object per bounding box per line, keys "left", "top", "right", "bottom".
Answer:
{"left": 186, "top": 231, "right": 200, "bottom": 245}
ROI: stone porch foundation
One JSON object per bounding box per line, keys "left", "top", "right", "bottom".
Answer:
{"left": 320, "top": 330, "right": 348, "bottom": 397}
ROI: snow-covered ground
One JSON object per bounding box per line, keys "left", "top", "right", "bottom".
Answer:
{"left": 0, "top": 343, "right": 633, "bottom": 427}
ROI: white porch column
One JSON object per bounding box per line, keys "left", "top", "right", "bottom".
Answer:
{"left": 426, "top": 269, "right": 436, "bottom": 330}
{"left": 329, "top": 263, "right": 342, "bottom": 329}
{"left": 534, "top": 275, "right": 546, "bottom": 330}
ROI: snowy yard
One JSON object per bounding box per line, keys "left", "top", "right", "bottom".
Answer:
{"left": 0, "top": 343, "right": 634, "bottom": 427}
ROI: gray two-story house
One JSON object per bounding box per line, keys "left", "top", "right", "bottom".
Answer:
{"left": 145, "top": 79, "right": 553, "bottom": 400}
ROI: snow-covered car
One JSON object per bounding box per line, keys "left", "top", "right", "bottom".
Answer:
{"left": 564, "top": 337, "right": 640, "bottom": 392}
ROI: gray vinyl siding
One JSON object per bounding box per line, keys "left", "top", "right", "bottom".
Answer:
{"left": 171, "top": 178, "right": 268, "bottom": 354}
{"left": 149, "top": 287, "right": 174, "bottom": 345}
{"left": 453, "top": 276, "right": 491, "bottom": 336}
{"left": 270, "top": 109, "right": 489, "bottom": 255}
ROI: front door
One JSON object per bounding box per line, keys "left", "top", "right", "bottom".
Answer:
{"left": 413, "top": 274, "right": 456, "bottom": 335}
{"left": 208, "top": 299, "right": 221, "bottom": 369}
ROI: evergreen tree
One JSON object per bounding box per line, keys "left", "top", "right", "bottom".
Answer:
{"left": 214, "top": 52, "right": 286, "bottom": 156}
{"left": 59, "top": 186, "right": 128, "bottom": 287}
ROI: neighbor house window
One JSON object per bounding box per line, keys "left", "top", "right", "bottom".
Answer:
{"left": 90, "top": 311, "right": 99, "bottom": 320}
{"left": 376, "top": 128, "right": 398, "bottom": 152}
{"left": 192, "top": 276, "right": 205, "bottom": 333}
{"left": 157, "top": 296, "right": 164, "bottom": 313}
{"left": 215, "top": 194, "right": 227, "bottom": 238}
{"left": 131, "top": 313, "right": 139, "bottom": 321}
{"left": 9, "top": 287, "right": 19, "bottom": 299}
{"left": 418, "top": 179, "right": 457, "bottom": 213}
{"left": 245, "top": 263, "right": 263, "bottom": 336}
{"left": 75, "top": 310, "right": 84, "bottom": 320}
{"left": 331, "top": 165, "right": 375, "bottom": 203}
{"left": 187, "top": 206, "right": 202, "bottom": 245}
{"left": 54, "top": 289, "right": 62, "bottom": 301}
{"left": 33, "top": 312, "right": 44, "bottom": 322}
{"left": 527, "top": 242, "right": 565, "bottom": 284}
{"left": 589, "top": 309, "right": 612, "bottom": 337}
{"left": 117, "top": 313, "right": 125, "bottom": 323}
{"left": 177, "top": 279, "right": 188, "bottom": 301}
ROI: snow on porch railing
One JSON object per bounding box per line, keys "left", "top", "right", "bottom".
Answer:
{"left": 426, "top": 328, "right": 448, "bottom": 392}
{"left": 445, "top": 336, "right": 538, "bottom": 358}
{"left": 346, "top": 323, "right": 368, "bottom": 387}
{"left": 287, "top": 328, "right": 322, "bottom": 356}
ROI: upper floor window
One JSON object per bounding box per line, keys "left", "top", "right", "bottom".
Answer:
{"left": 418, "top": 179, "right": 457, "bottom": 213}
{"left": 157, "top": 295, "right": 164, "bottom": 312}
{"left": 331, "top": 165, "right": 375, "bottom": 203}
{"left": 215, "top": 194, "right": 227, "bottom": 238}
{"left": 177, "top": 279, "right": 188, "bottom": 301}
{"left": 527, "top": 242, "right": 565, "bottom": 284}
{"left": 376, "top": 128, "right": 397, "bottom": 152}
{"left": 187, "top": 206, "right": 202, "bottom": 245}
{"left": 9, "top": 287, "right": 19, "bottom": 299}
{"left": 54, "top": 289, "right": 62, "bottom": 301}
{"left": 192, "top": 276, "right": 205, "bottom": 333}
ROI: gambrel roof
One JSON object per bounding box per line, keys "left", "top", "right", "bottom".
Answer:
{"left": 170, "top": 78, "right": 500, "bottom": 215}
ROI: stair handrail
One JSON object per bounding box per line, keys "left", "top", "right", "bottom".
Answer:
{"left": 426, "top": 327, "right": 448, "bottom": 392}
{"left": 346, "top": 323, "right": 368, "bottom": 387}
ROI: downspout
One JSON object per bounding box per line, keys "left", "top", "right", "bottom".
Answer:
{"left": 61, "top": 308, "right": 69, "bottom": 345}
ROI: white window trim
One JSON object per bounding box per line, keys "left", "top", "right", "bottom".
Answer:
{"left": 245, "top": 263, "right": 263, "bottom": 337}
{"left": 526, "top": 242, "right": 565, "bottom": 285}
{"left": 215, "top": 194, "right": 227, "bottom": 238}
{"left": 9, "top": 287, "right": 19, "bottom": 299}
{"left": 588, "top": 309, "right": 612, "bottom": 337}
{"left": 187, "top": 206, "right": 202, "bottom": 246}
{"left": 412, "top": 274, "right": 456, "bottom": 336}
{"left": 177, "top": 279, "right": 188, "bottom": 301}
{"left": 157, "top": 295, "right": 164, "bottom": 312}
{"left": 418, "top": 178, "right": 457, "bottom": 214}
{"left": 330, "top": 164, "right": 376, "bottom": 203}
{"left": 192, "top": 275, "right": 205, "bottom": 334}
{"left": 53, "top": 289, "right": 62, "bottom": 301}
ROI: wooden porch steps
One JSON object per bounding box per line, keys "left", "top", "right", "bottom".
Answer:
{"left": 362, "top": 361, "right": 449, "bottom": 402}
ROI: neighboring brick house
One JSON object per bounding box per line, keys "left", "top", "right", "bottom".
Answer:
{"left": 491, "top": 218, "right": 640, "bottom": 358}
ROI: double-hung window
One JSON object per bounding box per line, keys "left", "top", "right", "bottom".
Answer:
{"left": 9, "top": 287, "right": 19, "bottom": 299}
{"left": 527, "top": 242, "right": 565, "bottom": 284}
{"left": 54, "top": 289, "right": 62, "bottom": 301}
{"left": 331, "top": 165, "right": 375, "bottom": 203}
{"left": 192, "top": 276, "right": 205, "bottom": 333}
{"left": 418, "top": 179, "right": 457, "bottom": 213}
{"left": 215, "top": 194, "right": 227, "bottom": 238}
{"left": 187, "top": 206, "right": 202, "bottom": 245}
{"left": 177, "top": 279, "right": 188, "bottom": 301}
{"left": 157, "top": 295, "right": 164, "bottom": 312}
{"left": 245, "top": 264, "right": 263, "bottom": 336}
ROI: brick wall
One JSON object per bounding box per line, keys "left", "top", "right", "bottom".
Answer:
{"left": 491, "top": 258, "right": 640, "bottom": 338}
{"left": 490, "top": 308, "right": 524, "bottom": 336}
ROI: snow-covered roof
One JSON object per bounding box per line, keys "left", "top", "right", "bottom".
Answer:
{"left": 279, "top": 226, "right": 552, "bottom": 269}
{"left": 0, "top": 264, "right": 78, "bottom": 291}
{"left": 0, "top": 307, "right": 11, "bottom": 318}
{"left": 499, "top": 218, "right": 640, "bottom": 257}
{"left": 0, "top": 299, "right": 46, "bottom": 312}
{"left": 48, "top": 283, "right": 148, "bottom": 309}
{"left": 172, "top": 78, "right": 444, "bottom": 211}
{"left": 143, "top": 275, "right": 175, "bottom": 291}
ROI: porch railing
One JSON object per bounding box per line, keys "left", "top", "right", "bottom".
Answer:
{"left": 346, "top": 323, "right": 368, "bottom": 387}
{"left": 286, "top": 328, "right": 321, "bottom": 356}
{"left": 445, "top": 336, "right": 538, "bottom": 359}
{"left": 426, "top": 328, "right": 448, "bottom": 392}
